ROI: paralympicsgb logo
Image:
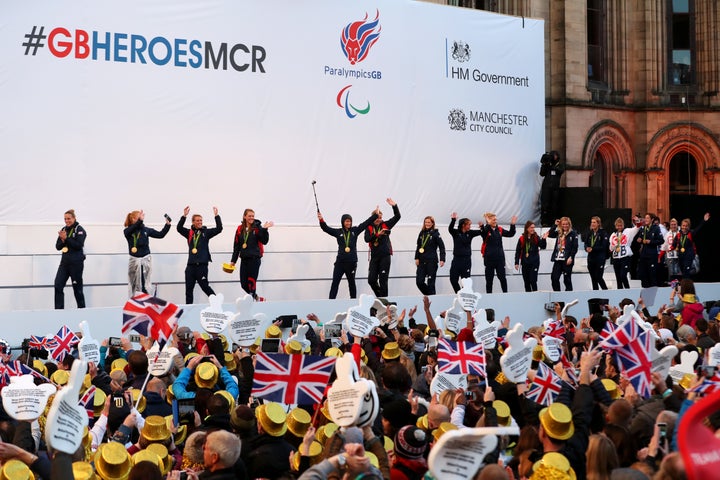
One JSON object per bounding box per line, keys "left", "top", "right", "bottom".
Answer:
{"left": 340, "top": 11, "right": 381, "bottom": 65}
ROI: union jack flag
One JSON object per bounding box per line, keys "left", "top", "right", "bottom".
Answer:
{"left": 252, "top": 352, "right": 337, "bottom": 405}
{"left": 48, "top": 325, "right": 79, "bottom": 362}
{"left": 615, "top": 331, "right": 653, "bottom": 398}
{"left": 437, "top": 338, "right": 486, "bottom": 377}
{"left": 79, "top": 385, "right": 96, "bottom": 419}
{"left": 599, "top": 315, "right": 653, "bottom": 398}
{"left": 29, "top": 335, "right": 56, "bottom": 351}
{"left": 560, "top": 353, "right": 578, "bottom": 387}
{"left": 122, "top": 294, "right": 183, "bottom": 349}
{"left": 688, "top": 372, "right": 720, "bottom": 397}
{"left": 599, "top": 320, "right": 617, "bottom": 343}
{"left": 0, "top": 361, "right": 50, "bottom": 387}
{"left": 543, "top": 319, "right": 566, "bottom": 339}
{"left": 526, "top": 362, "right": 564, "bottom": 406}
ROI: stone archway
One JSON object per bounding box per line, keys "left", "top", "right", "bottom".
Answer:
{"left": 582, "top": 121, "right": 636, "bottom": 209}
{"left": 645, "top": 123, "right": 720, "bottom": 218}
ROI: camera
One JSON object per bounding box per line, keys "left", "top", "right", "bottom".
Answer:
{"left": 464, "top": 391, "right": 474, "bottom": 399}
{"left": 657, "top": 422, "right": 667, "bottom": 437}
{"left": 277, "top": 315, "right": 298, "bottom": 329}
{"left": 109, "top": 337, "right": 122, "bottom": 347}
{"left": 540, "top": 152, "right": 553, "bottom": 165}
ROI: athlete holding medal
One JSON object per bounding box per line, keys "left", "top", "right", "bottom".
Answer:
{"left": 318, "top": 207, "right": 378, "bottom": 299}
{"left": 177, "top": 205, "right": 223, "bottom": 304}
{"left": 123, "top": 210, "right": 171, "bottom": 297}
{"left": 54, "top": 209, "right": 87, "bottom": 309}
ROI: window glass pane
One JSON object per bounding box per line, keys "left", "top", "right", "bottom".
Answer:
{"left": 672, "top": 0, "right": 689, "bottom": 13}
{"left": 673, "top": 14, "right": 690, "bottom": 49}
{"left": 671, "top": 50, "right": 691, "bottom": 85}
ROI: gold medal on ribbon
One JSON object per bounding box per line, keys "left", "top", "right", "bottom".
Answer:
{"left": 526, "top": 253, "right": 529, "bottom": 258}
{"left": 242, "top": 243, "right": 247, "bottom": 249}
{"left": 61, "top": 247, "right": 69, "bottom": 253}
{"left": 344, "top": 247, "right": 351, "bottom": 253}
{"left": 191, "top": 248, "right": 198, "bottom": 254}
{"left": 131, "top": 247, "right": 138, "bottom": 254}
{"left": 419, "top": 248, "right": 425, "bottom": 254}
{"left": 681, "top": 248, "right": 685, "bottom": 253}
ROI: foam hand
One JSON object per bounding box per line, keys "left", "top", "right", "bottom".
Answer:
{"left": 327, "top": 353, "right": 369, "bottom": 427}
{"left": 499, "top": 323, "right": 537, "bottom": 383}
{"left": 344, "top": 294, "right": 380, "bottom": 338}
{"left": 429, "top": 427, "right": 516, "bottom": 480}
{"left": 2, "top": 375, "right": 56, "bottom": 421}
{"left": 44, "top": 360, "right": 89, "bottom": 454}
{"left": 669, "top": 350, "right": 698, "bottom": 384}
{"left": 472, "top": 309, "right": 498, "bottom": 349}
{"left": 288, "top": 323, "right": 311, "bottom": 351}
{"left": 229, "top": 294, "right": 271, "bottom": 347}
{"left": 78, "top": 321, "right": 100, "bottom": 364}
{"left": 146, "top": 342, "right": 181, "bottom": 377}
{"left": 457, "top": 277, "right": 481, "bottom": 312}
{"left": 444, "top": 298, "right": 465, "bottom": 334}
{"left": 651, "top": 345, "right": 678, "bottom": 379}
{"left": 200, "top": 293, "right": 232, "bottom": 334}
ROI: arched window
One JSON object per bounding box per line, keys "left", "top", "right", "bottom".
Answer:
{"left": 669, "top": 151, "right": 697, "bottom": 194}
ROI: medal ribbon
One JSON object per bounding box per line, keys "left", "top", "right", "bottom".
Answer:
{"left": 188, "top": 230, "right": 200, "bottom": 250}
{"left": 132, "top": 232, "right": 140, "bottom": 249}
{"left": 525, "top": 236, "right": 531, "bottom": 257}
{"left": 67, "top": 227, "right": 75, "bottom": 239}
{"left": 590, "top": 231, "right": 596, "bottom": 248}
{"left": 679, "top": 233, "right": 687, "bottom": 250}
{"left": 243, "top": 226, "right": 251, "bottom": 245}
{"left": 615, "top": 233, "right": 623, "bottom": 252}
{"left": 420, "top": 233, "right": 431, "bottom": 250}
{"left": 343, "top": 230, "right": 351, "bottom": 250}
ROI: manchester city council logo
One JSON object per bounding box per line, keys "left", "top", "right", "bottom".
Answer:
{"left": 448, "top": 108, "right": 467, "bottom": 131}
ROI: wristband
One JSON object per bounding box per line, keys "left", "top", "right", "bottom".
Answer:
{"left": 662, "top": 389, "right": 672, "bottom": 399}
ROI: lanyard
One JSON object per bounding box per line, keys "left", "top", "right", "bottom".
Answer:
{"left": 132, "top": 232, "right": 140, "bottom": 248}
{"left": 420, "top": 233, "right": 431, "bottom": 250}
{"left": 590, "top": 231, "right": 597, "bottom": 247}
{"left": 243, "top": 226, "right": 251, "bottom": 245}
{"left": 343, "top": 230, "right": 351, "bottom": 250}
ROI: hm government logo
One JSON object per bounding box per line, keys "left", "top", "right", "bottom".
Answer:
{"left": 337, "top": 85, "right": 370, "bottom": 119}
{"left": 448, "top": 108, "right": 467, "bottom": 131}
{"left": 451, "top": 40, "right": 471, "bottom": 63}
{"left": 341, "top": 11, "right": 381, "bottom": 65}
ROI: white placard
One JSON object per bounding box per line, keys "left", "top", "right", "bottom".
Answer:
{"left": 44, "top": 360, "right": 89, "bottom": 454}
{"left": 669, "top": 350, "right": 698, "bottom": 384}
{"left": 344, "top": 295, "right": 380, "bottom": 338}
{"left": 708, "top": 344, "right": 720, "bottom": 368}
{"left": 651, "top": 345, "right": 678, "bottom": 379}
{"left": 200, "top": 293, "right": 232, "bottom": 334}
{"left": 430, "top": 372, "right": 468, "bottom": 397}
{"left": 499, "top": 323, "right": 537, "bottom": 383}
{"left": 287, "top": 324, "right": 311, "bottom": 351}
{"left": 77, "top": 321, "right": 101, "bottom": 365}
{"left": 327, "top": 353, "right": 364, "bottom": 427}
{"left": 542, "top": 336, "right": 562, "bottom": 363}
{"left": 457, "top": 278, "right": 482, "bottom": 312}
{"left": 146, "top": 343, "right": 181, "bottom": 377}
{"left": 1, "top": 375, "right": 56, "bottom": 421}
{"left": 444, "top": 298, "right": 465, "bottom": 335}
{"left": 472, "top": 309, "right": 497, "bottom": 349}
{"left": 428, "top": 428, "right": 518, "bottom": 480}
{"left": 229, "top": 295, "right": 271, "bottom": 347}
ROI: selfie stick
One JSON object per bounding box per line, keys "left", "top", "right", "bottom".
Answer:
{"left": 311, "top": 180, "right": 320, "bottom": 213}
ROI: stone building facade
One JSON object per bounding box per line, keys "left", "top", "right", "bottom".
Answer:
{"left": 440, "top": 0, "right": 720, "bottom": 221}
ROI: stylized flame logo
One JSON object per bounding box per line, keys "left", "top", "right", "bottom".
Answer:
{"left": 341, "top": 11, "right": 381, "bottom": 65}
{"left": 337, "top": 85, "right": 370, "bottom": 118}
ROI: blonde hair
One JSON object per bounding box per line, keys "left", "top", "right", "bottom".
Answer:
{"left": 558, "top": 216, "right": 573, "bottom": 232}
{"left": 124, "top": 210, "right": 141, "bottom": 227}
{"left": 585, "top": 434, "right": 619, "bottom": 480}
{"left": 485, "top": 212, "right": 496, "bottom": 219}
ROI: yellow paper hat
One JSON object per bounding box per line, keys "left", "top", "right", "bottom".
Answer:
{"left": 256, "top": 402, "right": 288, "bottom": 437}
{"left": 94, "top": 442, "right": 131, "bottom": 480}
{"left": 287, "top": 407, "right": 312, "bottom": 438}
{"left": 539, "top": 403, "right": 574, "bottom": 441}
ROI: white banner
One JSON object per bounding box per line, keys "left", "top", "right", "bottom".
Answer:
{"left": 0, "top": 0, "right": 544, "bottom": 225}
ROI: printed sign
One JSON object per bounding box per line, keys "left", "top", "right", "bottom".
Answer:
{"left": 542, "top": 336, "right": 563, "bottom": 363}
{"left": 344, "top": 295, "right": 380, "bottom": 338}
{"left": 229, "top": 294, "right": 271, "bottom": 347}
{"left": 1, "top": 375, "right": 56, "bottom": 421}
{"left": 44, "top": 360, "right": 89, "bottom": 454}
{"left": 146, "top": 343, "right": 181, "bottom": 377}
{"left": 428, "top": 427, "right": 518, "bottom": 480}
{"left": 327, "top": 353, "right": 366, "bottom": 427}
{"left": 77, "top": 321, "right": 101, "bottom": 365}
{"left": 499, "top": 323, "right": 537, "bottom": 383}
{"left": 430, "top": 372, "right": 468, "bottom": 397}
{"left": 472, "top": 309, "right": 497, "bottom": 349}
{"left": 200, "top": 293, "right": 232, "bottom": 334}
{"left": 457, "top": 278, "right": 482, "bottom": 312}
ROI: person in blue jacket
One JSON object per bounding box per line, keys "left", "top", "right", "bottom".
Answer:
{"left": 319, "top": 207, "right": 378, "bottom": 299}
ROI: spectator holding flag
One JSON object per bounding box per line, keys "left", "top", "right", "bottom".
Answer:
{"left": 172, "top": 354, "right": 239, "bottom": 401}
